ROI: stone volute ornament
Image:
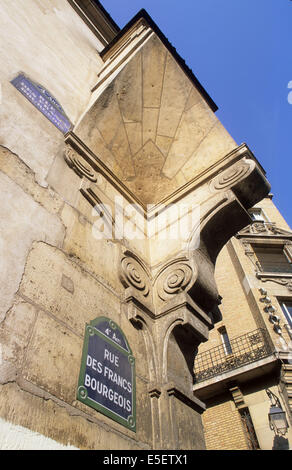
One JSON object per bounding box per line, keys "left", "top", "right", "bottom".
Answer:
{"left": 120, "top": 251, "right": 151, "bottom": 299}
{"left": 119, "top": 250, "right": 200, "bottom": 317}
{"left": 211, "top": 158, "right": 254, "bottom": 191}
{"left": 64, "top": 146, "right": 97, "bottom": 182}
{"left": 154, "top": 261, "right": 193, "bottom": 302}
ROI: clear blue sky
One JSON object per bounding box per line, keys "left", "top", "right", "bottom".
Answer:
{"left": 101, "top": 0, "right": 292, "bottom": 227}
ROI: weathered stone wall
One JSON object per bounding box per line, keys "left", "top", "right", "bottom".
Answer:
{"left": 0, "top": 145, "right": 154, "bottom": 449}
{"left": 0, "top": 0, "right": 104, "bottom": 186}
{"left": 0, "top": 140, "right": 209, "bottom": 449}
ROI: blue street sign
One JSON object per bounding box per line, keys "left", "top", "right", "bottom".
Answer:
{"left": 11, "top": 73, "right": 72, "bottom": 134}
{"left": 77, "top": 317, "right": 136, "bottom": 431}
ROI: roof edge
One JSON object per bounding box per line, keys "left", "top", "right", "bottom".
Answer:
{"left": 100, "top": 8, "right": 218, "bottom": 112}
{"left": 67, "top": 0, "right": 120, "bottom": 46}
{"left": 92, "top": 0, "right": 120, "bottom": 33}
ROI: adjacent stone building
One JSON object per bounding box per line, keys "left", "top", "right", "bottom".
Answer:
{"left": 0, "top": 0, "right": 290, "bottom": 450}
{"left": 194, "top": 195, "right": 292, "bottom": 450}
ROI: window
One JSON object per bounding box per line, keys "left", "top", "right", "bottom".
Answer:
{"left": 249, "top": 208, "right": 268, "bottom": 222}
{"left": 219, "top": 327, "right": 233, "bottom": 355}
{"left": 253, "top": 244, "right": 292, "bottom": 274}
{"left": 279, "top": 300, "right": 292, "bottom": 327}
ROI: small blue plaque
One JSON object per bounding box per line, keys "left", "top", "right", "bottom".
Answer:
{"left": 11, "top": 73, "right": 72, "bottom": 134}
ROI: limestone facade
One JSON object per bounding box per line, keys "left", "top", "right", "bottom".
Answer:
{"left": 194, "top": 196, "right": 292, "bottom": 450}
{"left": 0, "top": 1, "right": 283, "bottom": 451}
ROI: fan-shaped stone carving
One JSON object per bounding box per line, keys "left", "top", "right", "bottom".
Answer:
{"left": 73, "top": 26, "right": 236, "bottom": 205}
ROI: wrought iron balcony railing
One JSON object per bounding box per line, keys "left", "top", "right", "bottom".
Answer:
{"left": 194, "top": 328, "right": 274, "bottom": 383}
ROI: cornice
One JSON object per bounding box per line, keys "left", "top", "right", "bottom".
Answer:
{"left": 67, "top": 0, "right": 119, "bottom": 46}
{"left": 64, "top": 132, "right": 266, "bottom": 219}
{"left": 100, "top": 9, "right": 218, "bottom": 112}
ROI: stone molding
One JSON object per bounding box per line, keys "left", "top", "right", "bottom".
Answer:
{"left": 67, "top": 0, "right": 119, "bottom": 46}
{"left": 64, "top": 138, "right": 270, "bottom": 216}
{"left": 238, "top": 221, "right": 292, "bottom": 238}
{"left": 260, "top": 275, "right": 292, "bottom": 292}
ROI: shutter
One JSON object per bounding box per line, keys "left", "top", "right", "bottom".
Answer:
{"left": 254, "top": 245, "right": 292, "bottom": 273}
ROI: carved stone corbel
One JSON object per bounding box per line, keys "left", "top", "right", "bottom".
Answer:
{"left": 119, "top": 248, "right": 213, "bottom": 387}
{"left": 229, "top": 385, "right": 245, "bottom": 408}
{"left": 120, "top": 248, "right": 211, "bottom": 325}
{"left": 210, "top": 158, "right": 256, "bottom": 192}
{"left": 119, "top": 249, "right": 209, "bottom": 450}
{"left": 210, "top": 156, "right": 270, "bottom": 208}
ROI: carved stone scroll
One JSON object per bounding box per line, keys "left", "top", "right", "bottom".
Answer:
{"left": 120, "top": 251, "right": 151, "bottom": 298}
{"left": 210, "top": 156, "right": 270, "bottom": 208}
{"left": 154, "top": 261, "right": 194, "bottom": 302}
{"left": 211, "top": 159, "right": 254, "bottom": 192}
{"left": 64, "top": 146, "right": 97, "bottom": 182}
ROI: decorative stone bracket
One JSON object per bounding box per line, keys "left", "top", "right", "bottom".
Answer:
{"left": 119, "top": 250, "right": 210, "bottom": 448}
{"left": 119, "top": 248, "right": 212, "bottom": 431}
{"left": 62, "top": 139, "right": 272, "bottom": 389}
{"left": 62, "top": 116, "right": 271, "bottom": 449}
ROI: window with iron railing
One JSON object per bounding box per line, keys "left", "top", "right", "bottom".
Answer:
{"left": 194, "top": 328, "right": 273, "bottom": 383}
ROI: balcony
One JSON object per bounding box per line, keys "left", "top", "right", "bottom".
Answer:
{"left": 194, "top": 328, "right": 274, "bottom": 384}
